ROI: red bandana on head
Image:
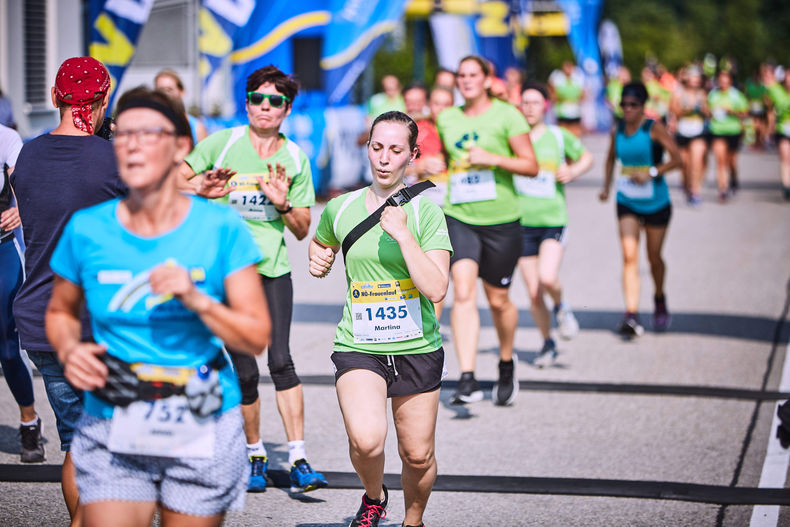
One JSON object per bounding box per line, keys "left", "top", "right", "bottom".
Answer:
{"left": 54, "top": 57, "right": 111, "bottom": 134}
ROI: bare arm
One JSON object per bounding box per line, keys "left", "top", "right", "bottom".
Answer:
{"left": 650, "top": 120, "right": 682, "bottom": 175}
{"left": 195, "top": 121, "right": 209, "bottom": 143}
{"left": 177, "top": 161, "right": 199, "bottom": 193}
{"left": 46, "top": 277, "right": 108, "bottom": 391}
{"left": 600, "top": 128, "right": 617, "bottom": 201}
{"left": 556, "top": 149, "right": 594, "bottom": 184}
{"left": 149, "top": 263, "right": 270, "bottom": 355}
{"left": 280, "top": 207, "right": 311, "bottom": 240}
{"left": 259, "top": 163, "right": 311, "bottom": 239}
{"left": 380, "top": 206, "right": 450, "bottom": 303}
{"left": 468, "top": 132, "right": 539, "bottom": 177}
{"left": 669, "top": 91, "right": 683, "bottom": 118}
{"left": 309, "top": 237, "right": 339, "bottom": 278}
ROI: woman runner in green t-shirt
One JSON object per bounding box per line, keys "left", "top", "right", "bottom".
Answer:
{"left": 517, "top": 83, "right": 593, "bottom": 369}
{"left": 435, "top": 55, "right": 538, "bottom": 407}
{"left": 309, "top": 111, "right": 452, "bottom": 527}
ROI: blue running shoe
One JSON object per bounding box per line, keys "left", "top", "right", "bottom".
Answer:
{"left": 248, "top": 455, "right": 268, "bottom": 492}
{"left": 289, "top": 458, "right": 328, "bottom": 493}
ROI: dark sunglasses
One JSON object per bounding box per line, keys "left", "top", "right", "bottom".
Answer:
{"left": 247, "top": 91, "right": 290, "bottom": 108}
{"left": 620, "top": 101, "right": 642, "bottom": 109}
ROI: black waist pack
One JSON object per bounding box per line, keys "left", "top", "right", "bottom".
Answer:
{"left": 93, "top": 352, "right": 225, "bottom": 418}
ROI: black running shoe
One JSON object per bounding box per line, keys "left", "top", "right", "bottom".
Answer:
{"left": 20, "top": 420, "right": 45, "bottom": 463}
{"left": 617, "top": 314, "right": 645, "bottom": 338}
{"left": 451, "top": 372, "right": 483, "bottom": 405}
{"left": 349, "top": 485, "right": 387, "bottom": 527}
{"left": 492, "top": 360, "right": 518, "bottom": 406}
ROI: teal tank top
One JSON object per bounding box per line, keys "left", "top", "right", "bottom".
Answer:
{"left": 615, "top": 119, "right": 670, "bottom": 214}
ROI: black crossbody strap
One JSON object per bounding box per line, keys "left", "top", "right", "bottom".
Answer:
{"left": 341, "top": 180, "right": 436, "bottom": 259}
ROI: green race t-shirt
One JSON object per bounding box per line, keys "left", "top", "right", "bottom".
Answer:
{"left": 607, "top": 79, "right": 623, "bottom": 118}
{"left": 516, "top": 126, "right": 584, "bottom": 227}
{"left": 436, "top": 98, "right": 530, "bottom": 226}
{"left": 708, "top": 88, "right": 748, "bottom": 136}
{"left": 185, "top": 126, "right": 315, "bottom": 278}
{"left": 315, "top": 189, "right": 453, "bottom": 355}
{"left": 367, "top": 92, "right": 406, "bottom": 119}
{"left": 767, "top": 82, "right": 790, "bottom": 135}
{"left": 549, "top": 70, "right": 584, "bottom": 119}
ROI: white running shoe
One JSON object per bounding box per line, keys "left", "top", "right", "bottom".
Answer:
{"left": 554, "top": 305, "right": 580, "bottom": 340}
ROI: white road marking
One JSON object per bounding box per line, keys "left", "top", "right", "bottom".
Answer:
{"left": 750, "top": 338, "right": 790, "bottom": 527}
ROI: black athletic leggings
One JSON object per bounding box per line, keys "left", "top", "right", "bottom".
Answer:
{"left": 229, "top": 273, "right": 299, "bottom": 404}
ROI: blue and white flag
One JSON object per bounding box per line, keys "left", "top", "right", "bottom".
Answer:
{"left": 430, "top": 13, "right": 479, "bottom": 72}
{"left": 321, "top": 0, "right": 409, "bottom": 106}
{"left": 89, "top": 0, "right": 154, "bottom": 108}
{"left": 199, "top": 0, "right": 255, "bottom": 88}
{"left": 598, "top": 19, "right": 623, "bottom": 80}
{"left": 475, "top": 0, "right": 524, "bottom": 76}
{"left": 230, "top": 1, "right": 330, "bottom": 115}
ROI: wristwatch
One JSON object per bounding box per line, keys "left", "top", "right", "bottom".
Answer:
{"left": 275, "top": 201, "right": 292, "bottom": 214}
{"left": 649, "top": 166, "right": 659, "bottom": 178}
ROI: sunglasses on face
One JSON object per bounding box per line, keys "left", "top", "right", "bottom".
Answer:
{"left": 620, "top": 101, "right": 642, "bottom": 109}
{"left": 247, "top": 91, "right": 290, "bottom": 108}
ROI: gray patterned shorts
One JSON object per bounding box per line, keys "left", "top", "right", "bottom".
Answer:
{"left": 72, "top": 406, "right": 247, "bottom": 517}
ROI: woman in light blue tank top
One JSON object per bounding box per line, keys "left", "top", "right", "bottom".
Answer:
{"left": 600, "top": 82, "right": 681, "bottom": 337}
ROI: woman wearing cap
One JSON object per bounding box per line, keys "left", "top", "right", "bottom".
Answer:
{"left": 45, "top": 86, "right": 270, "bottom": 526}
{"left": 669, "top": 65, "right": 709, "bottom": 205}
{"left": 600, "top": 82, "right": 680, "bottom": 337}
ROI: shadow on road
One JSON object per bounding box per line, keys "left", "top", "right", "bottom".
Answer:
{"left": 0, "top": 425, "right": 20, "bottom": 455}
{"left": 294, "top": 304, "right": 787, "bottom": 343}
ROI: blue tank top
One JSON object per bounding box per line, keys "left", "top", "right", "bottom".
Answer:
{"left": 615, "top": 119, "right": 670, "bottom": 213}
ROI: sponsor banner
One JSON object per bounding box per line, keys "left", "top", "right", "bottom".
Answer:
{"left": 199, "top": 0, "right": 255, "bottom": 87}
{"left": 321, "top": 0, "right": 410, "bottom": 106}
{"left": 89, "top": 0, "right": 155, "bottom": 108}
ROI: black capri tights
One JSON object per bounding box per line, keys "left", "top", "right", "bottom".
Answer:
{"left": 229, "top": 273, "right": 300, "bottom": 405}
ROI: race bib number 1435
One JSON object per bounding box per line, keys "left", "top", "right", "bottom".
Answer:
{"left": 351, "top": 279, "right": 423, "bottom": 343}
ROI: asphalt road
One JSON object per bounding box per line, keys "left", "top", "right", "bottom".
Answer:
{"left": 1, "top": 133, "right": 788, "bottom": 526}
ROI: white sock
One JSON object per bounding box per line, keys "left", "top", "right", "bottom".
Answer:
{"left": 246, "top": 440, "right": 267, "bottom": 457}
{"left": 288, "top": 440, "right": 306, "bottom": 465}
{"left": 20, "top": 416, "right": 39, "bottom": 427}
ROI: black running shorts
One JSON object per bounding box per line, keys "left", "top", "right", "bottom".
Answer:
{"left": 446, "top": 215, "right": 523, "bottom": 288}
{"left": 674, "top": 133, "right": 705, "bottom": 148}
{"left": 616, "top": 203, "right": 672, "bottom": 227}
{"left": 521, "top": 226, "right": 567, "bottom": 257}
{"left": 710, "top": 133, "right": 742, "bottom": 152}
{"left": 331, "top": 348, "right": 445, "bottom": 398}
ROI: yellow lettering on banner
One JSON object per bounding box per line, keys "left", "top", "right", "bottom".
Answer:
{"left": 523, "top": 12, "right": 569, "bottom": 37}
{"left": 89, "top": 13, "right": 134, "bottom": 67}
{"left": 476, "top": 1, "right": 509, "bottom": 37}
{"left": 405, "top": 0, "right": 432, "bottom": 16}
{"left": 441, "top": 0, "right": 478, "bottom": 15}
{"left": 198, "top": 7, "right": 232, "bottom": 57}
{"left": 199, "top": 57, "right": 210, "bottom": 78}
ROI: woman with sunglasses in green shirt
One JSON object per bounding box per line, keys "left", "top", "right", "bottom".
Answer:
{"left": 179, "top": 65, "right": 327, "bottom": 495}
